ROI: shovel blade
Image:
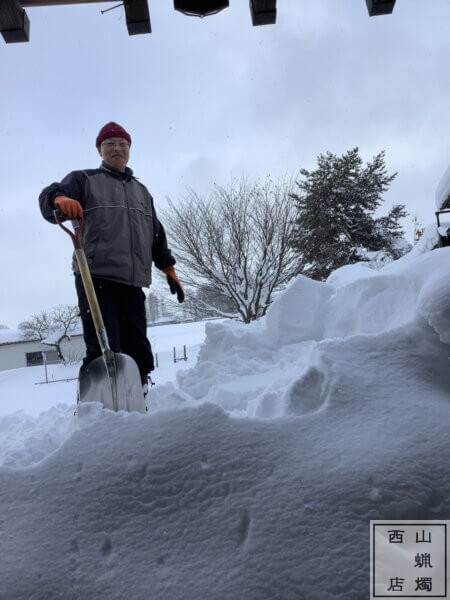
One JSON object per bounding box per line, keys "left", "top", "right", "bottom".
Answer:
{"left": 78, "top": 353, "right": 146, "bottom": 413}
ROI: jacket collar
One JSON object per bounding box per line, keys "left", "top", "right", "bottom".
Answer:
{"left": 100, "top": 161, "right": 134, "bottom": 181}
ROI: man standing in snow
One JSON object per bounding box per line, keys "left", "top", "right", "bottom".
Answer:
{"left": 39, "top": 122, "right": 184, "bottom": 396}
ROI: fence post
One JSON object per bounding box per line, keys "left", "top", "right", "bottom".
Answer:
{"left": 42, "top": 352, "right": 48, "bottom": 384}
{"left": 173, "top": 345, "right": 188, "bottom": 363}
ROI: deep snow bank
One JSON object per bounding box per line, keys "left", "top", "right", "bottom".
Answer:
{"left": 1, "top": 356, "right": 449, "bottom": 600}
{"left": 0, "top": 246, "right": 449, "bottom": 600}
{"left": 150, "top": 246, "right": 450, "bottom": 418}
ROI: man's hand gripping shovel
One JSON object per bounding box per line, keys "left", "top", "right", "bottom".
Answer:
{"left": 54, "top": 210, "right": 146, "bottom": 414}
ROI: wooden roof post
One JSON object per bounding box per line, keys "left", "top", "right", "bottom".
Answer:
{"left": 366, "top": 0, "right": 396, "bottom": 16}
{"left": 0, "top": 0, "right": 30, "bottom": 43}
{"left": 124, "top": 0, "right": 151, "bottom": 35}
{"left": 250, "top": 0, "right": 277, "bottom": 26}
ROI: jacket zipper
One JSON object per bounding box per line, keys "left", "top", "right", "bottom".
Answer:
{"left": 123, "top": 180, "right": 135, "bottom": 284}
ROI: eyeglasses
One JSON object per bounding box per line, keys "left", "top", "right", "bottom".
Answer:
{"left": 101, "top": 141, "right": 130, "bottom": 149}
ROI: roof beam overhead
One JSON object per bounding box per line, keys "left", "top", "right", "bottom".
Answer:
{"left": 0, "top": 0, "right": 30, "bottom": 42}
{"left": 4, "top": 0, "right": 152, "bottom": 41}
{"left": 250, "top": 0, "right": 276, "bottom": 26}
{"left": 20, "top": 0, "right": 152, "bottom": 34}
{"left": 124, "top": 0, "right": 151, "bottom": 35}
{"left": 2, "top": 0, "right": 400, "bottom": 44}
{"left": 20, "top": 1, "right": 111, "bottom": 5}
{"left": 250, "top": 0, "right": 277, "bottom": 26}
{"left": 366, "top": 0, "right": 396, "bottom": 17}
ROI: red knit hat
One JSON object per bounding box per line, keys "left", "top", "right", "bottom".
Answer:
{"left": 96, "top": 122, "right": 132, "bottom": 149}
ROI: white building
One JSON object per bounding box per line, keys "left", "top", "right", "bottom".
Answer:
{"left": 0, "top": 329, "right": 85, "bottom": 372}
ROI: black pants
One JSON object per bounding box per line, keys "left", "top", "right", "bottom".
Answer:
{"left": 75, "top": 274, "right": 154, "bottom": 385}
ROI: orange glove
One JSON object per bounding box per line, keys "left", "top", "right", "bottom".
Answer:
{"left": 163, "top": 266, "right": 184, "bottom": 303}
{"left": 54, "top": 195, "right": 83, "bottom": 219}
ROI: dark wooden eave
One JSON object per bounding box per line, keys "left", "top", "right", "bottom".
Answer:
{"left": 250, "top": 0, "right": 276, "bottom": 26}
{"left": 1, "top": 0, "right": 151, "bottom": 42}
{"left": 20, "top": 0, "right": 151, "bottom": 34}
{"left": 123, "top": 0, "right": 151, "bottom": 35}
{"left": 0, "top": 0, "right": 30, "bottom": 42}
{"left": 1, "top": 0, "right": 398, "bottom": 44}
{"left": 366, "top": 0, "right": 396, "bottom": 17}
{"left": 21, "top": 0, "right": 113, "bottom": 4}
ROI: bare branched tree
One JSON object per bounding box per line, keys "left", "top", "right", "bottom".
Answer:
{"left": 176, "top": 282, "right": 236, "bottom": 321}
{"left": 18, "top": 305, "right": 80, "bottom": 363}
{"left": 19, "top": 311, "right": 51, "bottom": 341}
{"left": 49, "top": 305, "right": 81, "bottom": 362}
{"left": 63, "top": 346, "right": 85, "bottom": 365}
{"left": 163, "top": 177, "right": 301, "bottom": 323}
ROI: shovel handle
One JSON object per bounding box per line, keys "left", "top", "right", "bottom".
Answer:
{"left": 53, "top": 209, "right": 84, "bottom": 249}
{"left": 54, "top": 208, "right": 110, "bottom": 355}
{"left": 74, "top": 248, "right": 110, "bottom": 354}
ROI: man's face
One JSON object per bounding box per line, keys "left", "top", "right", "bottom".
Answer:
{"left": 98, "top": 136, "right": 130, "bottom": 172}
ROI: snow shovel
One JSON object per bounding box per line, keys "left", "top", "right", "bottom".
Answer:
{"left": 54, "top": 210, "right": 146, "bottom": 414}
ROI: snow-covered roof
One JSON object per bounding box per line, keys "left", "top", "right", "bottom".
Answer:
{"left": 0, "top": 329, "right": 30, "bottom": 346}
{"left": 435, "top": 164, "right": 450, "bottom": 210}
{"left": 0, "top": 326, "right": 84, "bottom": 347}
{"left": 41, "top": 325, "right": 84, "bottom": 345}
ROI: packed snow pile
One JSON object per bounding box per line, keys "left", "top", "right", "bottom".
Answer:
{"left": 436, "top": 163, "right": 450, "bottom": 210}
{"left": 0, "top": 247, "right": 449, "bottom": 600}
{"left": 150, "top": 246, "right": 450, "bottom": 419}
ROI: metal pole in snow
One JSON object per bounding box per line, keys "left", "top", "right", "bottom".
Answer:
{"left": 43, "top": 352, "right": 48, "bottom": 384}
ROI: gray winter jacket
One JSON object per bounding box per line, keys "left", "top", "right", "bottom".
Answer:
{"left": 39, "top": 162, "right": 175, "bottom": 287}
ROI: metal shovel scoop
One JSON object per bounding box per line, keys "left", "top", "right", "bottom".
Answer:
{"left": 55, "top": 210, "right": 146, "bottom": 413}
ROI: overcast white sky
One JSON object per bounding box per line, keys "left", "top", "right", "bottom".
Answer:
{"left": 0, "top": 0, "right": 449, "bottom": 328}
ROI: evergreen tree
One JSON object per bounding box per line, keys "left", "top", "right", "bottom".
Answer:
{"left": 290, "top": 148, "right": 408, "bottom": 280}
{"left": 374, "top": 203, "right": 409, "bottom": 258}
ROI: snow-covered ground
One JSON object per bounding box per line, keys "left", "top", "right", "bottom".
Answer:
{"left": 0, "top": 246, "right": 449, "bottom": 600}
{"left": 0, "top": 319, "right": 212, "bottom": 418}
